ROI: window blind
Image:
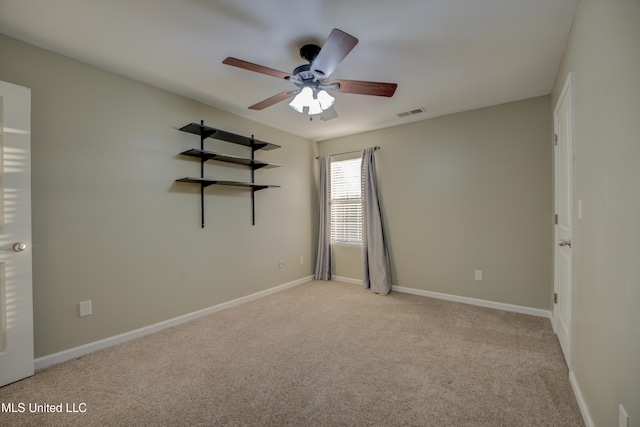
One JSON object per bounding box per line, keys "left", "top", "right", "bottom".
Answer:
{"left": 330, "top": 157, "right": 362, "bottom": 245}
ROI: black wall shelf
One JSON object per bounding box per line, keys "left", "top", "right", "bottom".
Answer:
{"left": 179, "top": 149, "right": 281, "bottom": 170}
{"left": 179, "top": 122, "right": 280, "bottom": 151}
{"left": 175, "top": 121, "right": 280, "bottom": 227}
{"left": 176, "top": 177, "right": 279, "bottom": 191}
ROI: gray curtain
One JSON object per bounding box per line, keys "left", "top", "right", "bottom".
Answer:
{"left": 314, "top": 155, "right": 332, "bottom": 280}
{"left": 361, "top": 147, "right": 392, "bottom": 294}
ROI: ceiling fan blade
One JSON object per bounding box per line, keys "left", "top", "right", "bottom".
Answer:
{"left": 311, "top": 29, "right": 358, "bottom": 78}
{"left": 223, "top": 57, "right": 291, "bottom": 80}
{"left": 332, "top": 79, "right": 397, "bottom": 97}
{"left": 320, "top": 106, "right": 338, "bottom": 121}
{"left": 248, "top": 91, "right": 293, "bottom": 110}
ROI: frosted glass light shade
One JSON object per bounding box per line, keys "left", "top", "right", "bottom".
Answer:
{"left": 317, "top": 90, "right": 335, "bottom": 110}
{"left": 308, "top": 99, "right": 323, "bottom": 115}
{"left": 289, "top": 87, "right": 314, "bottom": 113}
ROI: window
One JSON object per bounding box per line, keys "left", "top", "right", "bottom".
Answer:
{"left": 330, "top": 157, "right": 362, "bottom": 245}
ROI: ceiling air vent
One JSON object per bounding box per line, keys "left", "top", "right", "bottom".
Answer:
{"left": 397, "top": 107, "right": 426, "bottom": 118}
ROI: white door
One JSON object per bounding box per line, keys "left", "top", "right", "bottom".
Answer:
{"left": 553, "top": 74, "right": 574, "bottom": 368}
{"left": 0, "top": 81, "right": 33, "bottom": 386}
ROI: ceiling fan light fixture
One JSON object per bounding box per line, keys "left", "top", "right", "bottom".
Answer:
{"left": 223, "top": 28, "right": 397, "bottom": 121}
{"left": 289, "top": 86, "right": 334, "bottom": 116}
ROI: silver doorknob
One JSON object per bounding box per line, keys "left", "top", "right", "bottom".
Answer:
{"left": 13, "top": 242, "right": 27, "bottom": 252}
{"left": 558, "top": 239, "right": 571, "bottom": 247}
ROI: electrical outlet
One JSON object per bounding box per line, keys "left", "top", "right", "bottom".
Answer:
{"left": 619, "top": 404, "right": 629, "bottom": 427}
{"left": 279, "top": 259, "right": 285, "bottom": 269}
{"left": 79, "top": 300, "right": 92, "bottom": 317}
{"left": 300, "top": 256, "right": 304, "bottom": 265}
{"left": 474, "top": 270, "right": 483, "bottom": 281}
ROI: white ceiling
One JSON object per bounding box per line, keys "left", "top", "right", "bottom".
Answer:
{"left": 0, "top": 0, "right": 578, "bottom": 142}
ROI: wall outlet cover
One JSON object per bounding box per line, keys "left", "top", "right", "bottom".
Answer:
{"left": 79, "top": 300, "right": 92, "bottom": 317}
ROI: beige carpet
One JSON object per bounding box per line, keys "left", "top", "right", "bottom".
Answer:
{"left": 0, "top": 280, "right": 584, "bottom": 426}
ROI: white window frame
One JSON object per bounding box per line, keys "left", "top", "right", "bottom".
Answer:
{"left": 329, "top": 156, "right": 362, "bottom": 246}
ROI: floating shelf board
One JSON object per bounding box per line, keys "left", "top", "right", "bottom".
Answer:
{"left": 179, "top": 149, "right": 281, "bottom": 170}
{"left": 176, "top": 177, "right": 280, "bottom": 191}
{"left": 179, "top": 123, "right": 280, "bottom": 151}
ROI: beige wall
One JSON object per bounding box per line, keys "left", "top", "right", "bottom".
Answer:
{"left": 331, "top": 245, "right": 362, "bottom": 280}
{"left": 319, "top": 96, "right": 553, "bottom": 310}
{"left": 0, "top": 34, "right": 317, "bottom": 358}
{"left": 551, "top": 0, "right": 640, "bottom": 425}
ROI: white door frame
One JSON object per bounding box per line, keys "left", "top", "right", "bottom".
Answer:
{"left": 553, "top": 72, "right": 575, "bottom": 369}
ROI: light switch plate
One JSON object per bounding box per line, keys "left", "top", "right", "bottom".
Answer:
{"left": 578, "top": 199, "right": 583, "bottom": 219}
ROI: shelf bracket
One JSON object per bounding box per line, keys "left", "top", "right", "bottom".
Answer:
{"left": 200, "top": 120, "right": 206, "bottom": 228}
{"left": 251, "top": 134, "right": 256, "bottom": 226}
{"left": 200, "top": 183, "right": 205, "bottom": 228}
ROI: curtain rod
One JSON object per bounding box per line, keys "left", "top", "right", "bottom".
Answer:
{"left": 315, "top": 146, "right": 380, "bottom": 159}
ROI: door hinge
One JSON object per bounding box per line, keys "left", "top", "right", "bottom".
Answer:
{"left": 554, "top": 134, "right": 558, "bottom": 145}
{"left": 554, "top": 293, "right": 558, "bottom": 304}
{"left": 555, "top": 214, "right": 558, "bottom": 225}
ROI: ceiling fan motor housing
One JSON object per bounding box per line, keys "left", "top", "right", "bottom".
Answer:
{"left": 292, "top": 63, "right": 316, "bottom": 82}
{"left": 300, "top": 44, "right": 321, "bottom": 62}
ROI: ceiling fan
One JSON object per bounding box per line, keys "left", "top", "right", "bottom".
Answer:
{"left": 223, "top": 28, "right": 397, "bottom": 121}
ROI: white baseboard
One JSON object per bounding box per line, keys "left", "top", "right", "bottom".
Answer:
{"left": 569, "top": 371, "right": 595, "bottom": 427}
{"left": 332, "top": 275, "right": 364, "bottom": 286}
{"left": 393, "top": 285, "right": 552, "bottom": 319}
{"left": 34, "top": 276, "right": 313, "bottom": 370}
{"left": 332, "top": 277, "right": 552, "bottom": 319}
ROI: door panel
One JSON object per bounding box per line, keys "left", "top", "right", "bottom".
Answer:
{"left": 554, "top": 74, "right": 573, "bottom": 368}
{"left": 0, "top": 81, "right": 33, "bottom": 387}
